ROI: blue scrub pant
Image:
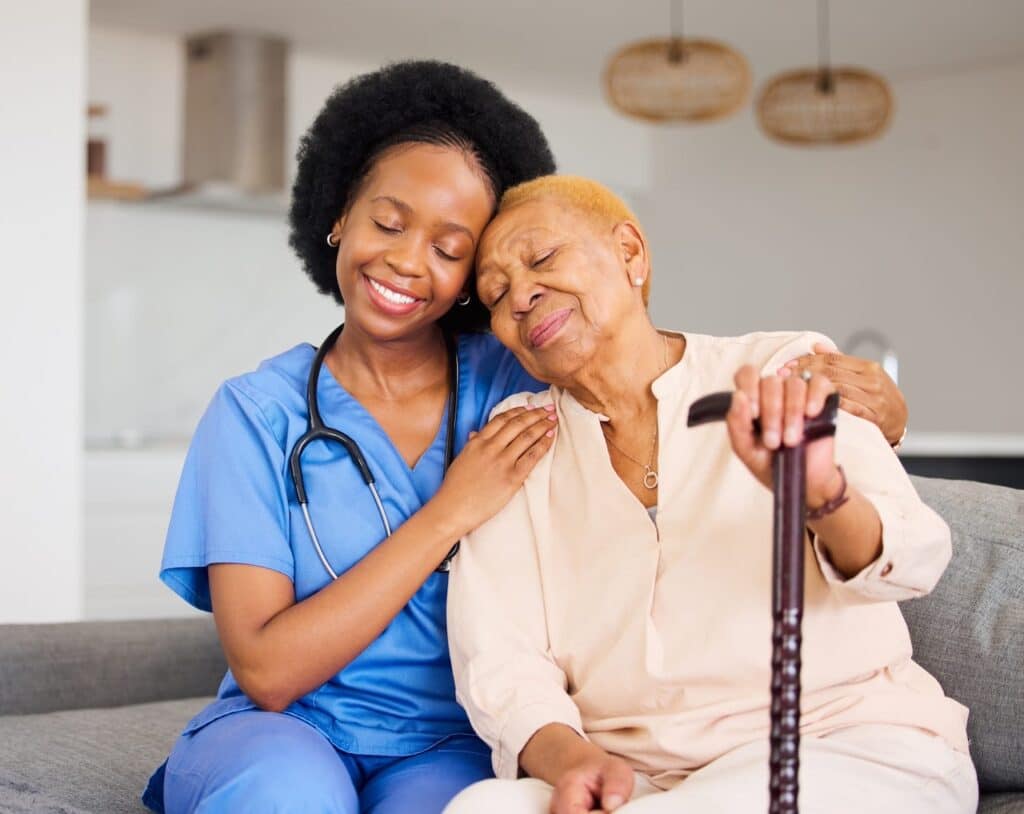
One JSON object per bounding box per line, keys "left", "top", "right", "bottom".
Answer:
{"left": 149, "top": 710, "right": 493, "bottom": 813}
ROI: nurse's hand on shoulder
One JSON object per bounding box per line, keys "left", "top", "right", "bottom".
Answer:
{"left": 433, "top": 404, "right": 557, "bottom": 538}
{"left": 780, "top": 343, "right": 908, "bottom": 446}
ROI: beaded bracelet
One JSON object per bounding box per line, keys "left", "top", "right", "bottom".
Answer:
{"left": 806, "top": 465, "right": 850, "bottom": 520}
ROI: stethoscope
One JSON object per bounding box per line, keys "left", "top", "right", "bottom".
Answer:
{"left": 289, "top": 323, "right": 461, "bottom": 578}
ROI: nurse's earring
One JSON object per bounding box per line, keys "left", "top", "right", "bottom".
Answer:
{"left": 326, "top": 232, "right": 340, "bottom": 248}
{"left": 456, "top": 292, "right": 471, "bottom": 306}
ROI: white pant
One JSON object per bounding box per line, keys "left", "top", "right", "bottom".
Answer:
{"left": 444, "top": 725, "right": 977, "bottom": 814}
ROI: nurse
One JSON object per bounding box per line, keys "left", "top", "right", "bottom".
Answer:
{"left": 144, "top": 61, "right": 557, "bottom": 814}
{"left": 143, "top": 61, "right": 910, "bottom": 814}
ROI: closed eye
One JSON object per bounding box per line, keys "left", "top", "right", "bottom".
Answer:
{"left": 485, "top": 289, "right": 507, "bottom": 308}
{"left": 434, "top": 246, "right": 461, "bottom": 262}
{"left": 372, "top": 219, "right": 400, "bottom": 234}
{"left": 531, "top": 249, "right": 556, "bottom": 268}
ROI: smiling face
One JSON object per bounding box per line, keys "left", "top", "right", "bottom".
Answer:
{"left": 330, "top": 143, "right": 495, "bottom": 342}
{"left": 476, "top": 197, "right": 649, "bottom": 384}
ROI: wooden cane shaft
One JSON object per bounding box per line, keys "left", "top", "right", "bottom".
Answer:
{"left": 685, "top": 390, "right": 838, "bottom": 814}
{"left": 769, "top": 444, "right": 805, "bottom": 814}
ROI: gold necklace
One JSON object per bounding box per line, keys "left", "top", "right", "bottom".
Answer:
{"left": 602, "top": 334, "right": 669, "bottom": 491}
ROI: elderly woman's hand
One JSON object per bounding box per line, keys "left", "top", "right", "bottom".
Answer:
{"left": 780, "top": 343, "right": 908, "bottom": 446}
{"left": 727, "top": 366, "right": 843, "bottom": 509}
{"left": 550, "top": 752, "right": 635, "bottom": 814}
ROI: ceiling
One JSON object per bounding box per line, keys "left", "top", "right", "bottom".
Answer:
{"left": 91, "top": 0, "right": 1024, "bottom": 93}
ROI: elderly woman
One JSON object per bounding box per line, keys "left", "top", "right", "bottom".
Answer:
{"left": 443, "top": 176, "right": 976, "bottom": 814}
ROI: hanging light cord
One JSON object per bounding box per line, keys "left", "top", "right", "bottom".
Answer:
{"left": 817, "top": 0, "right": 835, "bottom": 93}
{"left": 668, "top": 0, "right": 685, "bottom": 63}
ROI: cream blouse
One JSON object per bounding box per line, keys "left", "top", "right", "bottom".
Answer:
{"left": 447, "top": 330, "right": 969, "bottom": 789}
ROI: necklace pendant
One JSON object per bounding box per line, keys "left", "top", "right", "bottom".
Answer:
{"left": 643, "top": 467, "right": 659, "bottom": 490}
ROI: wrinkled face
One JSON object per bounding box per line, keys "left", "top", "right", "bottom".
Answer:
{"left": 331, "top": 143, "right": 495, "bottom": 341}
{"left": 475, "top": 198, "right": 643, "bottom": 384}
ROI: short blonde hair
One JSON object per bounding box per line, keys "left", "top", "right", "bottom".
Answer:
{"left": 499, "top": 175, "right": 650, "bottom": 304}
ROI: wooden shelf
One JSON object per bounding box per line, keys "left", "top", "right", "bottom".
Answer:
{"left": 87, "top": 176, "right": 148, "bottom": 201}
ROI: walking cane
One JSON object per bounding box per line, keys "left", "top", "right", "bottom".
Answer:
{"left": 687, "top": 390, "right": 840, "bottom": 814}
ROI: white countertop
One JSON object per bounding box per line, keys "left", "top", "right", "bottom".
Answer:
{"left": 898, "top": 432, "right": 1024, "bottom": 457}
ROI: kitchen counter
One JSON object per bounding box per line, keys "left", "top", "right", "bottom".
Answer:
{"left": 899, "top": 432, "right": 1024, "bottom": 457}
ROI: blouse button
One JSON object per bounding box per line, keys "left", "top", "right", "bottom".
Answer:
{"left": 880, "top": 563, "right": 893, "bottom": 577}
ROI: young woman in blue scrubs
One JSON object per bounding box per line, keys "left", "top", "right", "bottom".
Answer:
{"left": 144, "top": 60, "right": 910, "bottom": 814}
{"left": 143, "top": 62, "right": 558, "bottom": 814}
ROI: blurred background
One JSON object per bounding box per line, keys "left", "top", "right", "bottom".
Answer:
{"left": 2, "top": 0, "right": 1022, "bottom": 623}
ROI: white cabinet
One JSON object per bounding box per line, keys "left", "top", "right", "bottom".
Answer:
{"left": 84, "top": 448, "right": 200, "bottom": 619}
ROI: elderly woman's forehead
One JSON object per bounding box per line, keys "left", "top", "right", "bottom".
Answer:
{"left": 485, "top": 199, "right": 590, "bottom": 245}
{"left": 480, "top": 206, "right": 543, "bottom": 251}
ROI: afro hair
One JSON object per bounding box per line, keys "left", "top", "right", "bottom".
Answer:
{"left": 288, "top": 60, "right": 557, "bottom": 333}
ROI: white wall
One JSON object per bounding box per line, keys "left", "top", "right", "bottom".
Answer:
{"left": 0, "top": 0, "right": 86, "bottom": 622}
{"left": 642, "top": 61, "right": 1024, "bottom": 434}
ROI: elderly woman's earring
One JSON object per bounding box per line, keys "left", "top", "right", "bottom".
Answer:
{"left": 326, "top": 232, "right": 340, "bottom": 248}
{"left": 633, "top": 277, "right": 644, "bottom": 287}
{"left": 456, "top": 293, "right": 471, "bottom": 307}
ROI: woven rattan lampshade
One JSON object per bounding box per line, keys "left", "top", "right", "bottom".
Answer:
{"left": 604, "top": 38, "right": 751, "bottom": 122}
{"left": 757, "top": 67, "right": 892, "bottom": 145}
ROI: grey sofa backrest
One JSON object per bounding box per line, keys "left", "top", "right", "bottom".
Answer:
{"left": 903, "top": 476, "right": 1024, "bottom": 794}
{"left": 0, "top": 617, "right": 225, "bottom": 716}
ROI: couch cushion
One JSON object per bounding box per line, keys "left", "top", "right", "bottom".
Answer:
{"left": 0, "top": 618, "right": 225, "bottom": 716}
{"left": 904, "top": 476, "right": 1024, "bottom": 793}
{"left": 979, "top": 793, "right": 1024, "bottom": 814}
{"left": 0, "top": 696, "right": 210, "bottom": 814}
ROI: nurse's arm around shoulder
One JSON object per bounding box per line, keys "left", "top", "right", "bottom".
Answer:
{"left": 727, "top": 366, "right": 951, "bottom": 602}
{"left": 212, "top": 405, "right": 557, "bottom": 713}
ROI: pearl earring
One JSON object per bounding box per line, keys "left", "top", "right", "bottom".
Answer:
{"left": 634, "top": 277, "right": 644, "bottom": 287}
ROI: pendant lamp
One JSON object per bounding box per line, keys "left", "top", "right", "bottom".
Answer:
{"left": 757, "top": 0, "right": 892, "bottom": 145}
{"left": 604, "top": 0, "right": 750, "bottom": 123}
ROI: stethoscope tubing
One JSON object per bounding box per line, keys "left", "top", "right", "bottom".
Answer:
{"left": 290, "top": 323, "right": 459, "bottom": 579}
{"left": 301, "top": 484, "right": 392, "bottom": 581}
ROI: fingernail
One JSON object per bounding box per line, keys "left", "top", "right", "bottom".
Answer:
{"left": 544, "top": 403, "right": 556, "bottom": 411}
{"left": 548, "top": 413, "right": 558, "bottom": 421}
{"left": 785, "top": 427, "right": 801, "bottom": 446}
{"left": 785, "top": 360, "right": 798, "bottom": 367}
{"left": 778, "top": 367, "right": 792, "bottom": 379}
{"left": 764, "top": 430, "right": 780, "bottom": 448}
{"left": 751, "top": 400, "right": 760, "bottom": 419}
{"left": 545, "top": 429, "right": 555, "bottom": 437}
{"left": 604, "top": 795, "right": 625, "bottom": 810}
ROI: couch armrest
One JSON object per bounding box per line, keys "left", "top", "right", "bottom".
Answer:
{"left": 0, "top": 617, "right": 226, "bottom": 715}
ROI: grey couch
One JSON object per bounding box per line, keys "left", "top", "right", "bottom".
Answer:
{"left": 1, "top": 476, "right": 1021, "bottom": 813}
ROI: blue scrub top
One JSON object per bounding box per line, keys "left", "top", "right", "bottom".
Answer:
{"left": 160, "top": 332, "right": 542, "bottom": 756}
